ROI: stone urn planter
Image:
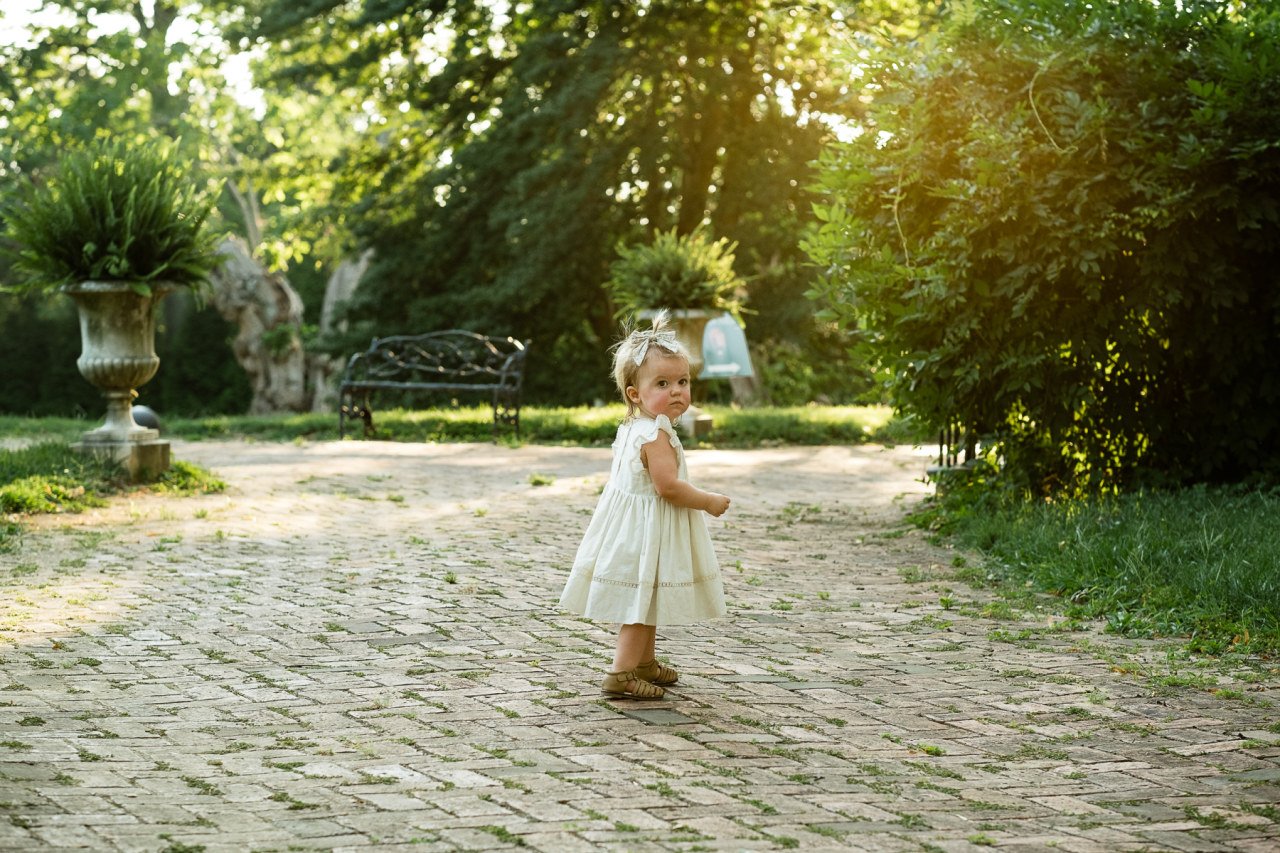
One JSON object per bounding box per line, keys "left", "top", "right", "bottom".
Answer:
{"left": 0, "top": 139, "right": 221, "bottom": 481}
{"left": 607, "top": 229, "right": 745, "bottom": 438}
{"left": 638, "top": 308, "right": 712, "bottom": 374}
{"left": 64, "top": 281, "right": 172, "bottom": 479}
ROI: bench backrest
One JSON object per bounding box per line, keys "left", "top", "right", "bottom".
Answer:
{"left": 343, "top": 331, "right": 528, "bottom": 387}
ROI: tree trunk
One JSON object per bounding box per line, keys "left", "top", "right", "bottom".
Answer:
{"left": 319, "top": 249, "right": 372, "bottom": 334}
{"left": 208, "top": 237, "right": 310, "bottom": 414}
{"left": 309, "top": 249, "right": 373, "bottom": 413}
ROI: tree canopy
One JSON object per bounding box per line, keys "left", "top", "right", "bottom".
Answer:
{"left": 0, "top": 0, "right": 357, "bottom": 415}
{"left": 0, "top": 1, "right": 260, "bottom": 415}
{"left": 0, "top": 0, "right": 939, "bottom": 414}
{"left": 247, "top": 0, "right": 930, "bottom": 403}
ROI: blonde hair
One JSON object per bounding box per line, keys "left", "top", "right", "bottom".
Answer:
{"left": 611, "top": 311, "right": 690, "bottom": 414}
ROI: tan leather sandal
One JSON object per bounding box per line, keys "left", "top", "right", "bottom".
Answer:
{"left": 635, "top": 658, "right": 678, "bottom": 686}
{"left": 601, "top": 669, "right": 665, "bottom": 700}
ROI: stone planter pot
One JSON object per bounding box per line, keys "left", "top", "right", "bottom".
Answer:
{"left": 62, "top": 281, "right": 172, "bottom": 478}
{"left": 637, "top": 308, "right": 712, "bottom": 373}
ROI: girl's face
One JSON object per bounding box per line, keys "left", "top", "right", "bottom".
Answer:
{"left": 627, "top": 352, "right": 691, "bottom": 421}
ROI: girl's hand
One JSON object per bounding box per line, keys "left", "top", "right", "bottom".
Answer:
{"left": 705, "top": 492, "right": 730, "bottom": 517}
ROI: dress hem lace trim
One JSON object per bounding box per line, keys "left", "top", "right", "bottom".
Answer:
{"left": 589, "top": 574, "right": 720, "bottom": 590}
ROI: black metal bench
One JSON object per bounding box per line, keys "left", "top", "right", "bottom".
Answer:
{"left": 338, "top": 331, "right": 529, "bottom": 439}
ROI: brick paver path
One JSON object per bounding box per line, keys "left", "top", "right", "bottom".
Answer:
{"left": 1, "top": 440, "right": 1277, "bottom": 852}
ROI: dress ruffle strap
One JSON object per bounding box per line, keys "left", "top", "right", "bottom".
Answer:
{"left": 632, "top": 414, "right": 679, "bottom": 447}
{"left": 627, "top": 415, "right": 681, "bottom": 474}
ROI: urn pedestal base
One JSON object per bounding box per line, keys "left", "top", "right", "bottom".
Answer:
{"left": 73, "top": 437, "right": 171, "bottom": 482}
{"left": 73, "top": 395, "right": 171, "bottom": 482}
{"left": 63, "top": 281, "right": 174, "bottom": 482}
{"left": 678, "top": 408, "right": 714, "bottom": 438}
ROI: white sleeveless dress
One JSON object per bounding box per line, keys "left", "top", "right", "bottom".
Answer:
{"left": 559, "top": 414, "right": 726, "bottom": 625}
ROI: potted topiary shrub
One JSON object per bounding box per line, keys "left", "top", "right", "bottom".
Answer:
{"left": 605, "top": 227, "right": 745, "bottom": 435}
{"left": 606, "top": 227, "right": 744, "bottom": 368}
{"left": 0, "top": 138, "right": 221, "bottom": 478}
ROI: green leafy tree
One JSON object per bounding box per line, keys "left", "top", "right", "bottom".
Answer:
{"left": 806, "top": 0, "right": 1280, "bottom": 490}
{"left": 249, "top": 0, "right": 932, "bottom": 404}
{"left": 0, "top": 1, "right": 264, "bottom": 169}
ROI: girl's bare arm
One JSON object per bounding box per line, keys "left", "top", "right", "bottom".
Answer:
{"left": 642, "top": 433, "right": 731, "bottom": 517}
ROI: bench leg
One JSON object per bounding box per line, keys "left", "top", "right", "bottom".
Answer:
{"left": 339, "top": 392, "right": 353, "bottom": 439}
{"left": 493, "top": 392, "right": 521, "bottom": 441}
{"left": 339, "top": 394, "right": 376, "bottom": 439}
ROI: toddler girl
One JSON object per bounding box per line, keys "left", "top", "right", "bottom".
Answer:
{"left": 559, "top": 312, "right": 731, "bottom": 699}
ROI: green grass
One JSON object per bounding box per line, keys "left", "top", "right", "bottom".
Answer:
{"left": 169, "top": 403, "right": 912, "bottom": 446}
{"left": 147, "top": 460, "right": 227, "bottom": 496}
{"left": 921, "top": 482, "right": 1280, "bottom": 655}
{"left": 1, "top": 404, "right": 914, "bottom": 447}
{"left": 0, "top": 441, "right": 116, "bottom": 515}
{"left": 0, "top": 440, "right": 226, "bottom": 550}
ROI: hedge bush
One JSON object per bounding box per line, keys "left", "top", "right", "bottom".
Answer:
{"left": 806, "top": 0, "right": 1280, "bottom": 492}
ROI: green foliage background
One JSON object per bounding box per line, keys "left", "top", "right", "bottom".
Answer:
{"left": 806, "top": 0, "right": 1280, "bottom": 490}
{"left": 0, "top": 0, "right": 275, "bottom": 416}
{"left": 0, "top": 293, "right": 251, "bottom": 417}
{"left": 257, "top": 0, "right": 920, "bottom": 406}
{"left": 0, "top": 0, "right": 938, "bottom": 414}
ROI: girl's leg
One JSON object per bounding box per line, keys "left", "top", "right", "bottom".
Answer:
{"left": 604, "top": 624, "right": 664, "bottom": 699}
{"left": 636, "top": 625, "right": 677, "bottom": 685}
{"left": 642, "top": 625, "right": 657, "bottom": 663}
{"left": 612, "top": 623, "right": 651, "bottom": 672}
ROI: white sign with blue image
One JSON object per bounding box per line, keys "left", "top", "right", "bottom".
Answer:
{"left": 700, "top": 313, "right": 754, "bottom": 379}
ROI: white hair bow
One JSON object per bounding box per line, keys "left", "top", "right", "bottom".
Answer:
{"left": 631, "top": 328, "right": 681, "bottom": 365}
